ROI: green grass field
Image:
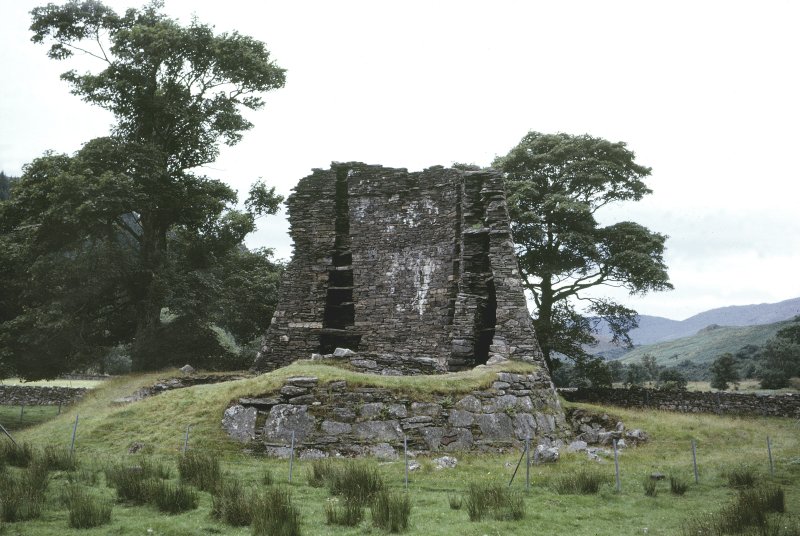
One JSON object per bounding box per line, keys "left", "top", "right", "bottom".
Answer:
{"left": 1, "top": 365, "right": 797, "bottom": 535}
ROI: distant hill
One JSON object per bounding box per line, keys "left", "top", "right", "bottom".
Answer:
{"left": 591, "top": 297, "right": 800, "bottom": 353}
{"left": 617, "top": 319, "right": 790, "bottom": 367}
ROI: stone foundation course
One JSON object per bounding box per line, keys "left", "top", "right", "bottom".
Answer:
{"left": 222, "top": 368, "right": 569, "bottom": 459}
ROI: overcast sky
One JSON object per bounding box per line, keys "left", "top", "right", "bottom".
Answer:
{"left": 2, "top": 1, "right": 799, "bottom": 321}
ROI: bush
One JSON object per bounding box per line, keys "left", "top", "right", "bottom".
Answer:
{"left": 727, "top": 465, "right": 758, "bottom": 488}
{"left": 371, "top": 491, "right": 411, "bottom": 532}
{"left": 464, "top": 482, "right": 524, "bottom": 522}
{"left": 178, "top": 451, "right": 221, "bottom": 492}
{"left": 670, "top": 476, "right": 688, "bottom": 496}
{"left": 148, "top": 480, "right": 198, "bottom": 514}
{"left": 325, "top": 499, "right": 363, "bottom": 527}
{"left": 643, "top": 477, "right": 658, "bottom": 497}
{"left": 252, "top": 488, "right": 301, "bottom": 536}
{"left": 212, "top": 479, "right": 253, "bottom": 526}
{"left": 62, "top": 484, "right": 112, "bottom": 529}
{"left": 552, "top": 470, "right": 605, "bottom": 495}
{"left": 329, "top": 462, "right": 384, "bottom": 507}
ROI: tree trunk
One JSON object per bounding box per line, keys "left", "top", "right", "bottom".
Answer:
{"left": 535, "top": 275, "right": 555, "bottom": 374}
{"left": 131, "top": 210, "right": 168, "bottom": 371}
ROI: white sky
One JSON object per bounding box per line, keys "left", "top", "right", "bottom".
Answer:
{"left": 2, "top": 0, "right": 799, "bottom": 321}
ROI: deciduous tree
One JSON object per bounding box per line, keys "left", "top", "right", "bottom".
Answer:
{"left": 495, "top": 132, "right": 672, "bottom": 373}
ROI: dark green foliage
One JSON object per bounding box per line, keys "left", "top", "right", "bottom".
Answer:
{"left": 371, "top": 490, "right": 412, "bottom": 532}
{"left": 552, "top": 470, "right": 605, "bottom": 494}
{"left": 1, "top": 1, "right": 286, "bottom": 376}
{"left": 178, "top": 451, "right": 221, "bottom": 492}
{"left": 711, "top": 353, "right": 740, "bottom": 391}
{"left": 148, "top": 480, "right": 198, "bottom": 514}
{"left": 727, "top": 465, "right": 758, "bottom": 488}
{"left": 464, "top": 482, "right": 524, "bottom": 522}
{"left": 211, "top": 479, "right": 253, "bottom": 526}
{"left": 496, "top": 131, "right": 671, "bottom": 372}
{"left": 0, "top": 172, "right": 13, "bottom": 202}
{"left": 325, "top": 499, "right": 363, "bottom": 527}
{"left": 682, "top": 485, "right": 787, "bottom": 535}
{"left": 328, "top": 462, "right": 384, "bottom": 507}
{"left": 658, "top": 368, "right": 688, "bottom": 391}
{"left": 670, "top": 476, "right": 688, "bottom": 495}
{"left": 643, "top": 477, "right": 658, "bottom": 497}
{"left": 251, "top": 488, "right": 301, "bottom": 536}
{"left": 0, "top": 442, "right": 33, "bottom": 467}
{"left": 62, "top": 484, "right": 112, "bottom": 529}
{"left": 759, "top": 319, "right": 800, "bottom": 388}
{"left": 0, "top": 461, "right": 49, "bottom": 522}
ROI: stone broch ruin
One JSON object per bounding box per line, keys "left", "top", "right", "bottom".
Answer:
{"left": 224, "top": 163, "right": 570, "bottom": 457}
{"left": 253, "top": 163, "right": 545, "bottom": 373}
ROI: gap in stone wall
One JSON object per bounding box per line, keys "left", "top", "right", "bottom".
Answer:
{"left": 320, "top": 166, "right": 360, "bottom": 353}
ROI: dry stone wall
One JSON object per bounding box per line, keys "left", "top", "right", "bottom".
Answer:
{"left": 0, "top": 385, "right": 86, "bottom": 406}
{"left": 560, "top": 387, "right": 800, "bottom": 418}
{"left": 223, "top": 368, "right": 569, "bottom": 458}
{"left": 254, "top": 163, "right": 545, "bottom": 374}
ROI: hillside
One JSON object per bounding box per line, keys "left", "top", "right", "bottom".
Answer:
{"left": 617, "top": 319, "right": 791, "bottom": 367}
{"left": 591, "top": 296, "right": 800, "bottom": 355}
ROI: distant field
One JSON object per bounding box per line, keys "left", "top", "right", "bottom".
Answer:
{"left": 0, "top": 378, "right": 105, "bottom": 389}
{"left": 0, "top": 404, "right": 61, "bottom": 432}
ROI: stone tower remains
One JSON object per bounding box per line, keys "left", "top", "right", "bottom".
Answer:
{"left": 253, "top": 163, "right": 546, "bottom": 375}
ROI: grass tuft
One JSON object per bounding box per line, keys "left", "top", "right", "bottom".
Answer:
{"left": 104, "top": 464, "right": 152, "bottom": 504}
{"left": 328, "top": 462, "right": 384, "bottom": 506}
{"left": 147, "top": 480, "right": 199, "bottom": 514}
{"left": 371, "top": 490, "right": 411, "bottom": 532}
{"left": 0, "top": 443, "right": 33, "bottom": 468}
{"left": 726, "top": 465, "right": 759, "bottom": 488}
{"left": 178, "top": 451, "right": 221, "bottom": 492}
{"left": 62, "top": 484, "right": 112, "bottom": 529}
{"left": 211, "top": 479, "right": 253, "bottom": 526}
{"left": 251, "top": 487, "right": 301, "bottom": 536}
{"left": 670, "top": 476, "right": 688, "bottom": 496}
{"left": 0, "top": 460, "right": 49, "bottom": 522}
{"left": 325, "top": 498, "right": 363, "bottom": 527}
{"left": 41, "top": 445, "right": 77, "bottom": 472}
{"left": 447, "top": 493, "right": 462, "bottom": 510}
{"left": 552, "top": 469, "right": 605, "bottom": 495}
{"left": 464, "top": 482, "right": 524, "bottom": 522}
{"left": 643, "top": 477, "right": 659, "bottom": 497}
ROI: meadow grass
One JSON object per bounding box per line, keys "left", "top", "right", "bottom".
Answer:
{"left": 1, "top": 366, "right": 796, "bottom": 535}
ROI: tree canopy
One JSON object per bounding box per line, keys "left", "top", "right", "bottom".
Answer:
{"left": 495, "top": 132, "right": 672, "bottom": 373}
{"left": 0, "top": 1, "right": 286, "bottom": 378}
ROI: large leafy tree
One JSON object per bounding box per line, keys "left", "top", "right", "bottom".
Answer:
{"left": 494, "top": 132, "right": 672, "bottom": 373}
{"left": 0, "top": 1, "right": 286, "bottom": 376}
{"left": 759, "top": 316, "right": 800, "bottom": 388}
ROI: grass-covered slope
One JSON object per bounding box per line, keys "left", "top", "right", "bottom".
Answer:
{"left": 618, "top": 320, "right": 789, "bottom": 367}
{"left": 16, "top": 361, "right": 538, "bottom": 457}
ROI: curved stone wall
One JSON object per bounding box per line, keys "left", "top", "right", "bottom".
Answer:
{"left": 223, "top": 369, "right": 569, "bottom": 458}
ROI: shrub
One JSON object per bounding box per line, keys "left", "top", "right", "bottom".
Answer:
{"left": 252, "top": 488, "right": 301, "bottom": 536}
{"left": 148, "top": 480, "right": 198, "bottom": 514}
{"left": 371, "top": 491, "right": 411, "bottom": 533}
{"left": 307, "top": 459, "right": 335, "bottom": 488}
{"left": 329, "top": 462, "right": 384, "bottom": 507}
{"left": 464, "top": 482, "right": 524, "bottom": 522}
{"left": 212, "top": 479, "right": 253, "bottom": 526}
{"left": 325, "top": 498, "right": 363, "bottom": 527}
{"left": 0, "top": 443, "right": 33, "bottom": 468}
{"left": 727, "top": 465, "right": 758, "bottom": 488}
{"left": 447, "top": 493, "right": 462, "bottom": 510}
{"left": 552, "top": 469, "right": 605, "bottom": 495}
{"left": 62, "top": 484, "right": 112, "bottom": 529}
{"left": 178, "top": 451, "right": 221, "bottom": 492}
{"left": 670, "top": 476, "right": 688, "bottom": 496}
{"left": 643, "top": 477, "right": 658, "bottom": 497}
